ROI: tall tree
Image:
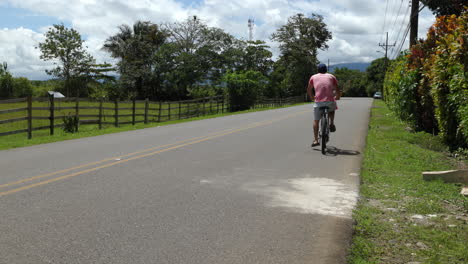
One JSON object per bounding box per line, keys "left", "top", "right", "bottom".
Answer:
{"left": 243, "top": 40, "right": 273, "bottom": 76}
{"left": 161, "top": 16, "right": 235, "bottom": 98}
{"left": 103, "top": 21, "right": 167, "bottom": 99}
{"left": 38, "top": 24, "right": 94, "bottom": 96}
{"left": 271, "top": 13, "right": 332, "bottom": 96}
{"left": 365, "top": 57, "right": 388, "bottom": 96}
{"left": 421, "top": 0, "right": 465, "bottom": 16}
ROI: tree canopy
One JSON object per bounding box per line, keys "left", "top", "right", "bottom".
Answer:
{"left": 38, "top": 24, "right": 95, "bottom": 96}
{"left": 271, "top": 13, "right": 332, "bottom": 96}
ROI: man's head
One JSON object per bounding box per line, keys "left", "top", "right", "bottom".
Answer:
{"left": 317, "top": 63, "right": 327, "bottom": 73}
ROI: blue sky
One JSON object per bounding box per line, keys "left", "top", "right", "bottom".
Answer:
{"left": 0, "top": 0, "right": 435, "bottom": 80}
{"left": 1, "top": 7, "right": 60, "bottom": 31}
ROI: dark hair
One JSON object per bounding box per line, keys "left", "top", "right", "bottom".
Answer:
{"left": 317, "top": 63, "right": 327, "bottom": 73}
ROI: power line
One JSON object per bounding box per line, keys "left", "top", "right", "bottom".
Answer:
{"left": 390, "top": 3, "right": 411, "bottom": 58}
{"left": 388, "top": 0, "right": 406, "bottom": 43}
{"left": 380, "top": 0, "right": 391, "bottom": 45}
{"left": 391, "top": 2, "right": 427, "bottom": 59}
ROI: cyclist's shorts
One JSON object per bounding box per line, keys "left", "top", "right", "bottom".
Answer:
{"left": 313, "top": 101, "right": 336, "bottom": 120}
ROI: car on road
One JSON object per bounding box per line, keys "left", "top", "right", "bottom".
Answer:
{"left": 373, "top": 91, "right": 382, "bottom": 99}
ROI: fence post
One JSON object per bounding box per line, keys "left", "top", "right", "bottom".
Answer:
{"left": 202, "top": 98, "right": 206, "bottom": 115}
{"left": 144, "top": 98, "right": 149, "bottom": 124}
{"left": 222, "top": 97, "right": 225, "bottom": 113}
{"left": 168, "top": 102, "right": 171, "bottom": 121}
{"left": 187, "top": 101, "right": 190, "bottom": 118}
{"left": 27, "top": 96, "right": 32, "bottom": 139}
{"left": 197, "top": 99, "right": 201, "bottom": 117}
{"left": 49, "top": 94, "right": 54, "bottom": 135}
{"left": 209, "top": 97, "right": 213, "bottom": 114}
{"left": 75, "top": 97, "right": 79, "bottom": 118}
{"left": 132, "top": 98, "right": 136, "bottom": 125}
{"left": 114, "top": 99, "right": 119, "bottom": 127}
{"left": 216, "top": 96, "right": 219, "bottom": 113}
{"left": 178, "top": 101, "right": 181, "bottom": 120}
{"left": 158, "top": 101, "right": 162, "bottom": 122}
{"left": 99, "top": 100, "right": 103, "bottom": 129}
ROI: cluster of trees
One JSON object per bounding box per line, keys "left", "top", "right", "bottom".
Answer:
{"left": 0, "top": 62, "right": 35, "bottom": 98}
{"left": 0, "top": 13, "right": 332, "bottom": 108}
{"left": 330, "top": 57, "right": 388, "bottom": 97}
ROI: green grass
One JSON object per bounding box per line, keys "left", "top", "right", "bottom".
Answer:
{"left": 348, "top": 100, "right": 468, "bottom": 264}
{"left": 0, "top": 99, "right": 307, "bottom": 150}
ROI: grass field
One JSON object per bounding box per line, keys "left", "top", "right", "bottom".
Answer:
{"left": 348, "top": 100, "right": 467, "bottom": 263}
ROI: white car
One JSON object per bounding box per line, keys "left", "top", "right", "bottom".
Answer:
{"left": 373, "top": 91, "right": 382, "bottom": 99}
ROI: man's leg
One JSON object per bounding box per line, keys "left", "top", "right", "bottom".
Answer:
{"left": 313, "top": 120, "right": 319, "bottom": 143}
{"left": 329, "top": 111, "right": 336, "bottom": 132}
{"left": 312, "top": 107, "right": 320, "bottom": 146}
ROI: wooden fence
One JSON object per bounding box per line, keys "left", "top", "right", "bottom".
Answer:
{"left": 0, "top": 95, "right": 304, "bottom": 139}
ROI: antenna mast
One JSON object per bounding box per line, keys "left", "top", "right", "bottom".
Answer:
{"left": 248, "top": 18, "right": 254, "bottom": 41}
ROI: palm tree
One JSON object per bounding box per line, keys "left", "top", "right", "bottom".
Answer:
{"left": 103, "top": 21, "right": 167, "bottom": 98}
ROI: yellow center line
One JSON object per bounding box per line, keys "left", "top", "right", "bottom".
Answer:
{"left": 0, "top": 125, "right": 248, "bottom": 189}
{"left": 0, "top": 110, "right": 309, "bottom": 197}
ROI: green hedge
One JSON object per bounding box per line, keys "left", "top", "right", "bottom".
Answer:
{"left": 384, "top": 12, "right": 467, "bottom": 150}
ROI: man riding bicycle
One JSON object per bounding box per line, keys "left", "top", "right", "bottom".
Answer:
{"left": 307, "top": 63, "right": 340, "bottom": 147}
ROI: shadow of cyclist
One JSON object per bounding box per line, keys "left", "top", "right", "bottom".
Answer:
{"left": 312, "top": 146, "right": 360, "bottom": 156}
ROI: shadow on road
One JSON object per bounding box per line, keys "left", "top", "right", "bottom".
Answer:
{"left": 312, "top": 146, "right": 360, "bottom": 156}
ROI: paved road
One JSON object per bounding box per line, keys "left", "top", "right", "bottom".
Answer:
{"left": 0, "top": 98, "right": 372, "bottom": 264}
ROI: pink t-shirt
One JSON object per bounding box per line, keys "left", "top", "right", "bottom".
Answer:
{"left": 309, "top": 73, "right": 338, "bottom": 102}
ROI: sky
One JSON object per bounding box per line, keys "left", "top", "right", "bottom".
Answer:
{"left": 0, "top": 0, "right": 436, "bottom": 80}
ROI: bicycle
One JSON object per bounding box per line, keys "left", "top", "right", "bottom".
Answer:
{"left": 318, "top": 106, "right": 330, "bottom": 155}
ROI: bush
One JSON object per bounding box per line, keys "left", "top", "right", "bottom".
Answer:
{"left": 384, "top": 10, "right": 467, "bottom": 150}
{"left": 62, "top": 114, "right": 79, "bottom": 133}
{"left": 12, "top": 77, "right": 33, "bottom": 97}
{"left": 224, "top": 70, "right": 266, "bottom": 111}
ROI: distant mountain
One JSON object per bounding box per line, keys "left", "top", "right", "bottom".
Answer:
{"left": 329, "top": 62, "right": 370, "bottom": 72}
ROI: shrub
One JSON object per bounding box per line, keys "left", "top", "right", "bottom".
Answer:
{"left": 384, "top": 10, "right": 467, "bottom": 150}
{"left": 224, "top": 70, "right": 266, "bottom": 111}
{"left": 62, "top": 114, "right": 79, "bottom": 133}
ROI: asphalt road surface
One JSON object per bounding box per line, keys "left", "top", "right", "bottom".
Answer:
{"left": 0, "top": 98, "right": 373, "bottom": 264}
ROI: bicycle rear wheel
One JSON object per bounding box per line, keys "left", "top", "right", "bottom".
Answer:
{"left": 321, "top": 117, "right": 327, "bottom": 154}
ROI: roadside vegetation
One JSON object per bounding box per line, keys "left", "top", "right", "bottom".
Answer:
{"left": 349, "top": 100, "right": 467, "bottom": 264}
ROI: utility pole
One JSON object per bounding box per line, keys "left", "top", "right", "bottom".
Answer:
{"left": 379, "top": 32, "right": 395, "bottom": 69}
{"left": 379, "top": 32, "right": 395, "bottom": 99}
{"left": 409, "top": 0, "right": 419, "bottom": 47}
{"left": 327, "top": 59, "right": 330, "bottom": 71}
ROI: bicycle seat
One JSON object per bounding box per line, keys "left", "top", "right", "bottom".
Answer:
{"left": 319, "top": 106, "right": 329, "bottom": 111}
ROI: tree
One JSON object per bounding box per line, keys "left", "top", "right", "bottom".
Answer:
{"left": 271, "top": 13, "right": 332, "bottom": 96}
{"left": 160, "top": 16, "right": 237, "bottom": 99}
{"left": 0, "top": 62, "right": 13, "bottom": 99}
{"left": 103, "top": 21, "right": 167, "bottom": 99}
{"left": 242, "top": 40, "right": 273, "bottom": 76}
{"left": 224, "top": 70, "right": 267, "bottom": 111}
{"left": 365, "top": 57, "right": 388, "bottom": 96}
{"left": 333, "top": 67, "right": 367, "bottom": 97}
{"left": 38, "top": 24, "right": 94, "bottom": 97}
{"left": 421, "top": 0, "right": 465, "bottom": 16}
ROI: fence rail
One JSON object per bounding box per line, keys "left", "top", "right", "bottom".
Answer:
{"left": 0, "top": 94, "right": 304, "bottom": 139}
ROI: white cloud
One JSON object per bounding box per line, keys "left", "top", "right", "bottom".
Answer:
{"left": 0, "top": 27, "right": 54, "bottom": 79}
{"left": 0, "top": 0, "right": 436, "bottom": 79}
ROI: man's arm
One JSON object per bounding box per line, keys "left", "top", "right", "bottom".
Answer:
{"left": 307, "top": 79, "right": 314, "bottom": 101}
{"left": 333, "top": 76, "right": 340, "bottom": 100}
